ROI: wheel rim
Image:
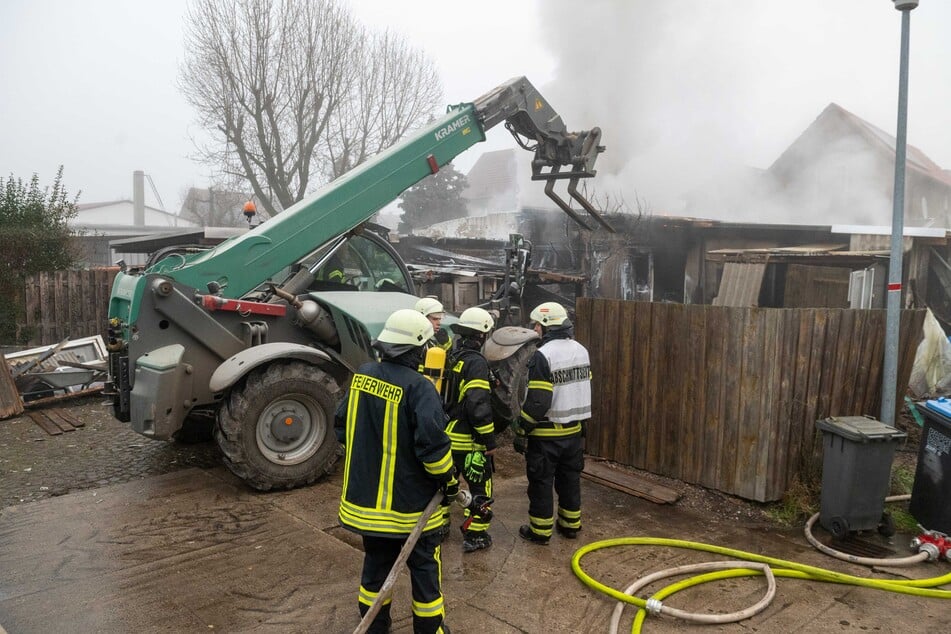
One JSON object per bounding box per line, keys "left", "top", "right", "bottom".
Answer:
{"left": 255, "top": 393, "right": 326, "bottom": 465}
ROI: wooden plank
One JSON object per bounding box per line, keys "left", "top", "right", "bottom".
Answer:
{"left": 734, "top": 307, "right": 764, "bottom": 500}
{"left": 23, "top": 274, "right": 40, "bottom": 344}
{"left": 617, "top": 301, "right": 639, "bottom": 467}
{"left": 42, "top": 408, "right": 78, "bottom": 432}
{"left": 701, "top": 304, "right": 727, "bottom": 489}
{"left": 863, "top": 310, "right": 887, "bottom": 417}
{"left": 36, "top": 271, "right": 50, "bottom": 345}
{"left": 644, "top": 303, "right": 667, "bottom": 475}
{"left": 67, "top": 270, "right": 81, "bottom": 341}
{"left": 663, "top": 304, "right": 687, "bottom": 479}
{"left": 27, "top": 411, "right": 63, "bottom": 435}
{"left": 631, "top": 301, "right": 652, "bottom": 469}
{"left": 51, "top": 407, "right": 85, "bottom": 427}
{"left": 682, "top": 304, "right": 707, "bottom": 484}
{"left": 816, "top": 309, "right": 842, "bottom": 419}
{"left": 0, "top": 358, "right": 25, "bottom": 419}
{"left": 614, "top": 301, "right": 636, "bottom": 466}
{"left": 717, "top": 307, "right": 744, "bottom": 495}
{"left": 54, "top": 270, "right": 68, "bottom": 344}
{"left": 770, "top": 309, "right": 799, "bottom": 497}
{"left": 786, "top": 309, "right": 812, "bottom": 484}
{"left": 582, "top": 460, "right": 681, "bottom": 504}
{"left": 599, "top": 300, "right": 621, "bottom": 460}
{"left": 754, "top": 308, "right": 782, "bottom": 502}
{"left": 575, "top": 299, "right": 601, "bottom": 456}
{"left": 853, "top": 310, "right": 881, "bottom": 417}
{"left": 828, "top": 308, "right": 855, "bottom": 415}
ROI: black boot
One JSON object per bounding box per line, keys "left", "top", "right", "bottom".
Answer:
{"left": 518, "top": 524, "right": 550, "bottom": 545}
{"left": 462, "top": 531, "right": 493, "bottom": 553}
{"left": 556, "top": 523, "right": 579, "bottom": 539}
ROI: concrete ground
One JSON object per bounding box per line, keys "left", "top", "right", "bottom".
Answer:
{"left": 1, "top": 398, "right": 950, "bottom": 633}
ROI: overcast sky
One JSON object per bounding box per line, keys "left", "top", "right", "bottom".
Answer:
{"left": 1, "top": 0, "right": 949, "bottom": 218}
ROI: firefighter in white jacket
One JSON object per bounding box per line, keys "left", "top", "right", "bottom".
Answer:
{"left": 514, "top": 302, "right": 592, "bottom": 544}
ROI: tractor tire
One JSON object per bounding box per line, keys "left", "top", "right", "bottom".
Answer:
{"left": 216, "top": 361, "right": 341, "bottom": 491}
{"left": 488, "top": 340, "right": 537, "bottom": 434}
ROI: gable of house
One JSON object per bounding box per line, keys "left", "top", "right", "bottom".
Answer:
{"left": 768, "top": 103, "right": 951, "bottom": 227}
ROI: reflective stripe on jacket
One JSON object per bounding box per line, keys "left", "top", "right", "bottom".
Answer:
{"left": 335, "top": 361, "right": 453, "bottom": 536}
{"left": 444, "top": 347, "right": 496, "bottom": 452}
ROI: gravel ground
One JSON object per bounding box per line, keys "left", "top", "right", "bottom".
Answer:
{"left": 0, "top": 396, "right": 220, "bottom": 508}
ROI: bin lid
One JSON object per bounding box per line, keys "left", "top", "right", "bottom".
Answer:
{"left": 816, "top": 416, "right": 907, "bottom": 443}
{"left": 924, "top": 398, "right": 951, "bottom": 420}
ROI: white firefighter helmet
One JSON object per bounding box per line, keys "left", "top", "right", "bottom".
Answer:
{"left": 414, "top": 296, "right": 445, "bottom": 318}
{"left": 530, "top": 301, "right": 569, "bottom": 327}
{"left": 457, "top": 306, "right": 495, "bottom": 333}
{"left": 377, "top": 309, "right": 434, "bottom": 346}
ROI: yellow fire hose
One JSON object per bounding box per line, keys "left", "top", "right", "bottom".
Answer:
{"left": 571, "top": 536, "right": 951, "bottom": 634}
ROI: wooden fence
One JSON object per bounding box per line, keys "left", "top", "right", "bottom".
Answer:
{"left": 575, "top": 299, "right": 924, "bottom": 502}
{"left": 21, "top": 268, "right": 119, "bottom": 346}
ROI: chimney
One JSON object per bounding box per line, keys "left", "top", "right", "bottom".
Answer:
{"left": 133, "top": 170, "right": 145, "bottom": 226}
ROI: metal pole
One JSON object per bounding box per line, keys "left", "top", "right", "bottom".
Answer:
{"left": 882, "top": 1, "right": 917, "bottom": 425}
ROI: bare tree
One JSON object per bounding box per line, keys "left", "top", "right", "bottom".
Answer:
{"left": 324, "top": 30, "right": 442, "bottom": 178}
{"left": 180, "top": 0, "right": 442, "bottom": 217}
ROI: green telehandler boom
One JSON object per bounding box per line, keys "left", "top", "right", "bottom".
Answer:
{"left": 106, "top": 76, "right": 609, "bottom": 490}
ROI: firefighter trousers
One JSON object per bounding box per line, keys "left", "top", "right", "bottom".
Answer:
{"left": 358, "top": 532, "right": 447, "bottom": 634}
{"left": 525, "top": 434, "right": 584, "bottom": 538}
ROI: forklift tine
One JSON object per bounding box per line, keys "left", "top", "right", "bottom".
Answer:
{"left": 544, "top": 178, "right": 592, "bottom": 231}
{"left": 567, "top": 178, "right": 615, "bottom": 233}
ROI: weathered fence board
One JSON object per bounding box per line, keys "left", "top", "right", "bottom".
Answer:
{"left": 19, "top": 268, "right": 119, "bottom": 347}
{"left": 576, "top": 299, "right": 925, "bottom": 502}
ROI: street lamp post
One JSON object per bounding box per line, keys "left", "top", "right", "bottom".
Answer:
{"left": 881, "top": 0, "right": 918, "bottom": 426}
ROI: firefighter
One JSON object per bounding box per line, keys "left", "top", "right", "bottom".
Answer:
{"left": 335, "top": 308, "right": 457, "bottom": 634}
{"left": 316, "top": 253, "right": 346, "bottom": 285}
{"left": 443, "top": 306, "right": 497, "bottom": 553}
{"left": 415, "top": 296, "right": 453, "bottom": 353}
{"left": 514, "top": 301, "right": 592, "bottom": 545}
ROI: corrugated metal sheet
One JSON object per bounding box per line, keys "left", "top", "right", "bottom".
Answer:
{"left": 712, "top": 262, "right": 766, "bottom": 307}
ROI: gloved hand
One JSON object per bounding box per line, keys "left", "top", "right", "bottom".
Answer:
{"left": 512, "top": 417, "right": 537, "bottom": 435}
{"left": 464, "top": 451, "right": 487, "bottom": 483}
{"left": 513, "top": 435, "right": 527, "bottom": 455}
{"left": 441, "top": 477, "right": 459, "bottom": 506}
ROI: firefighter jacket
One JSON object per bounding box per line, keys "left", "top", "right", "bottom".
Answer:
{"left": 335, "top": 359, "right": 455, "bottom": 537}
{"left": 520, "top": 327, "right": 592, "bottom": 438}
{"left": 444, "top": 340, "right": 497, "bottom": 452}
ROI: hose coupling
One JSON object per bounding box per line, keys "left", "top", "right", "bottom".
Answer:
{"left": 454, "top": 489, "right": 473, "bottom": 508}
{"left": 913, "top": 540, "right": 941, "bottom": 562}
{"left": 911, "top": 526, "right": 951, "bottom": 561}
{"left": 645, "top": 598, "right": 663, "bottom": 615}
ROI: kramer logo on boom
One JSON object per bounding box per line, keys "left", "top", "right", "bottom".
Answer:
{"left": 435, "top": 114, "right": 471, "bottom": 140}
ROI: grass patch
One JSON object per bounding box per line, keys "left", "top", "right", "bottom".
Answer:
{"left": 766, "top": 477, "right": 818, "bottom": 528}
{"left": 890, "top": 463, "right": 915, "bottom": 495}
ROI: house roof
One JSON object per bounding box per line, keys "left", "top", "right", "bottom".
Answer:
{"left": 76, "top": 199, "right": 170, "bottom": 215}
{"left": 776, "top": 103, "right": 951, "bottom": 187}
{"left": 463, "top": 149, "right": 516, "bottom": 202}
